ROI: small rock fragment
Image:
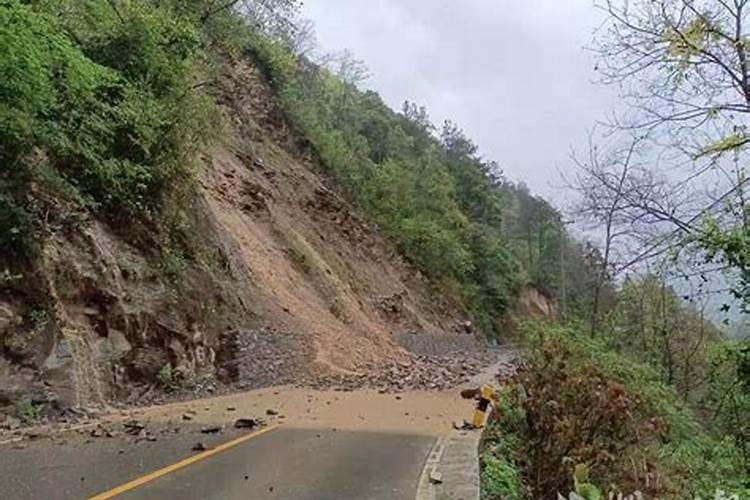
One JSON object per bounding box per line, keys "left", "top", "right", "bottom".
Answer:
{"left": 200, "top": 425, "right": 223, "bottom": 434}
{"left": 123, "top": 420, "right": 145, "bottom": 435}
{"left": 234, "top": 418, "right": 259, "bottom": 429}
{"left": 265, "top": 409, "right": 279, "bottom": 416}
{"left": 452, "top": 420, "right": 474, "bottom": 431}
{"left": 192, "top": 442, "right": 208, "bottom": 451}
{"left": 429, "top": 470, "right": 443, "bottom": 484}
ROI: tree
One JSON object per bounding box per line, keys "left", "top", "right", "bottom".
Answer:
{"left": 569, "top": 135, "right": 644, "bottom": 335}
{"left": 200, "top": 0, "right": 300, "bottom": 27}
{"left": 613, "top": 274, "right": 719, "bottom": 396}
{"left": 0, "top": 0, "right": 225, "bottom": 261}
{"left": 594, "top": 0, "right": 750, "bottom": 312}
{"left": 595, "top": 0, "right": 750, "bottom": 149}
{"left": 705, "top": 338, "right": 750, "bottom": 471}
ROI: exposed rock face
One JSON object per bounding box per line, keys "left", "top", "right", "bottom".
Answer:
{"left": 494, "top": 286, "right": 558, "bottom": 340}
{"left": 516, "top": 287, "right": 557, "bottom": 319}
{"left": 0, "top": 58, "right": 473, "bottom": 418}
{"left": 0, "top": 214, "right": 252, "bottom": 415}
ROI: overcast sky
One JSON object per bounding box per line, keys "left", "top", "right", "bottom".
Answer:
{"left": 302, "top": 0, "right": 619, "bottom": 203}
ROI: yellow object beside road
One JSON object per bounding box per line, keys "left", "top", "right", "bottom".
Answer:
{"left": 471, "top": 384, "right": 496, "bottom": 428}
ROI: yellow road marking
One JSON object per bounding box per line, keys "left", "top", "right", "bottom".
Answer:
{"left": 89, "top": 424, "right": 279, "bottom": 499}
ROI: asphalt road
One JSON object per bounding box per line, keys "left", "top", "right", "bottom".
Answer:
{"left": 0, "top": 425, "right": 435, "bottom": 500}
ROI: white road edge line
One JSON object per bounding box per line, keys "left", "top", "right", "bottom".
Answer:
{"left": 415, "top": 435, "right": 448, "bottom": 500}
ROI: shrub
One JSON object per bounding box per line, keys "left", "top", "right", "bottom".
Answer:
{"left": 481, "top": 386, "right": 527, "bottom": 499}
{"left": 156, "top": 363, "right": 177, "bottom": 390}
{"left": 0, "top": 192, "right": 32, "bottom": 257}
{"left": 159, "top": 248, "right": 188, "bottom": 279}
{"left": 481, "top": 453, "right": 523, "bottom": 500}
{"left": 516, "top": 338, "right": 651, "bottom": 497}
{"left": 491, "top": 322, "right": 749, "bottom": 499}
{"left": 0, "top": 0, "right": 220, "bottom": 252}
{"left": 15, "top": 398, "right": 42, "bottom": 422}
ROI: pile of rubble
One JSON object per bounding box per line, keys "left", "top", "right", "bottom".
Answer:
{"left": 230, "top": 328, "right": 316, "bottom": 390}
{"left": 304, "top": 351, "right": 499, "bottom": 392}
{"left": 75, "top": 327, "right": 515, "bottom": 413}
{"left": 221, "top": 327, "right": 513, "bottom": 394}
{"left": 395, "top": 331, "right": 483, "bottom": 357}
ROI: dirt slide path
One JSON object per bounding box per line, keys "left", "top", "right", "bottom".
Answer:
{"left": 126, "top": 350, "right": 516, "bottom": 436}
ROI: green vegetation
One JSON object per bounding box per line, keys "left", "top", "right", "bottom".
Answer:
{"left": 481, "top": 275, "right": 748, "bottom": 498}
{"left": 0, "top": 0, "right": 221, "bottom": 258}
{"left": 480, "top": 322, "right": 749, "bottom": 499}
{"left": 156, "top": 363, "right": 178, "bottom": 391}
{"left": 480, "top": 453, "right": 523, "bottom": 500}
{"left": 14, "top": 398, "right": 43, "bottom": 422}
{"left": 158, "top": 248, "right": 189, "bottom": 279}
{"left": 481, "top": 386, "right": 526, "bottom": 499}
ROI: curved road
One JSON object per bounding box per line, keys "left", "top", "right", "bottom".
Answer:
{"left": 0, "top": 424, "right": 434, "bottom": 499}
{"left": 0, "top": 356, "right": 511, "bottom": 499}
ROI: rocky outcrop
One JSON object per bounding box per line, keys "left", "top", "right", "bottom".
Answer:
{"left": 0, "top": 212, "right": 253, "bottom": 417}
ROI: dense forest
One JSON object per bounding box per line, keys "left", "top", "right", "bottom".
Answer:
{"left": 0, "top": 0, "right": 748, "bottom": 498}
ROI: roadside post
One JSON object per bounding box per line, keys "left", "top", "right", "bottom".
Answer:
{"left": 471, "top": 384, "right": 496, "bottom": 428}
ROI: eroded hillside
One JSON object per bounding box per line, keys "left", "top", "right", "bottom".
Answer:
{"left": 0, "top": 56, "right": 482, "bottom": 417}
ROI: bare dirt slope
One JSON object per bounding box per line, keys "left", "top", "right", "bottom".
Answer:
{"left": 0, "top": 57, "right": 481, "bottom": 423}
{"left": 202, "top": 60, "right": 473, "bottom": 373}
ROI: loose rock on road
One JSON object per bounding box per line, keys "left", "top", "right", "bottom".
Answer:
{"left": 0, "top": 353, "right": 516, "bottom": 499}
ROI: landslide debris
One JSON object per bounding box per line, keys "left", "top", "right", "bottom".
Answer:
{"left": 0, "top": 56, "right": 480, "bottom": 422}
